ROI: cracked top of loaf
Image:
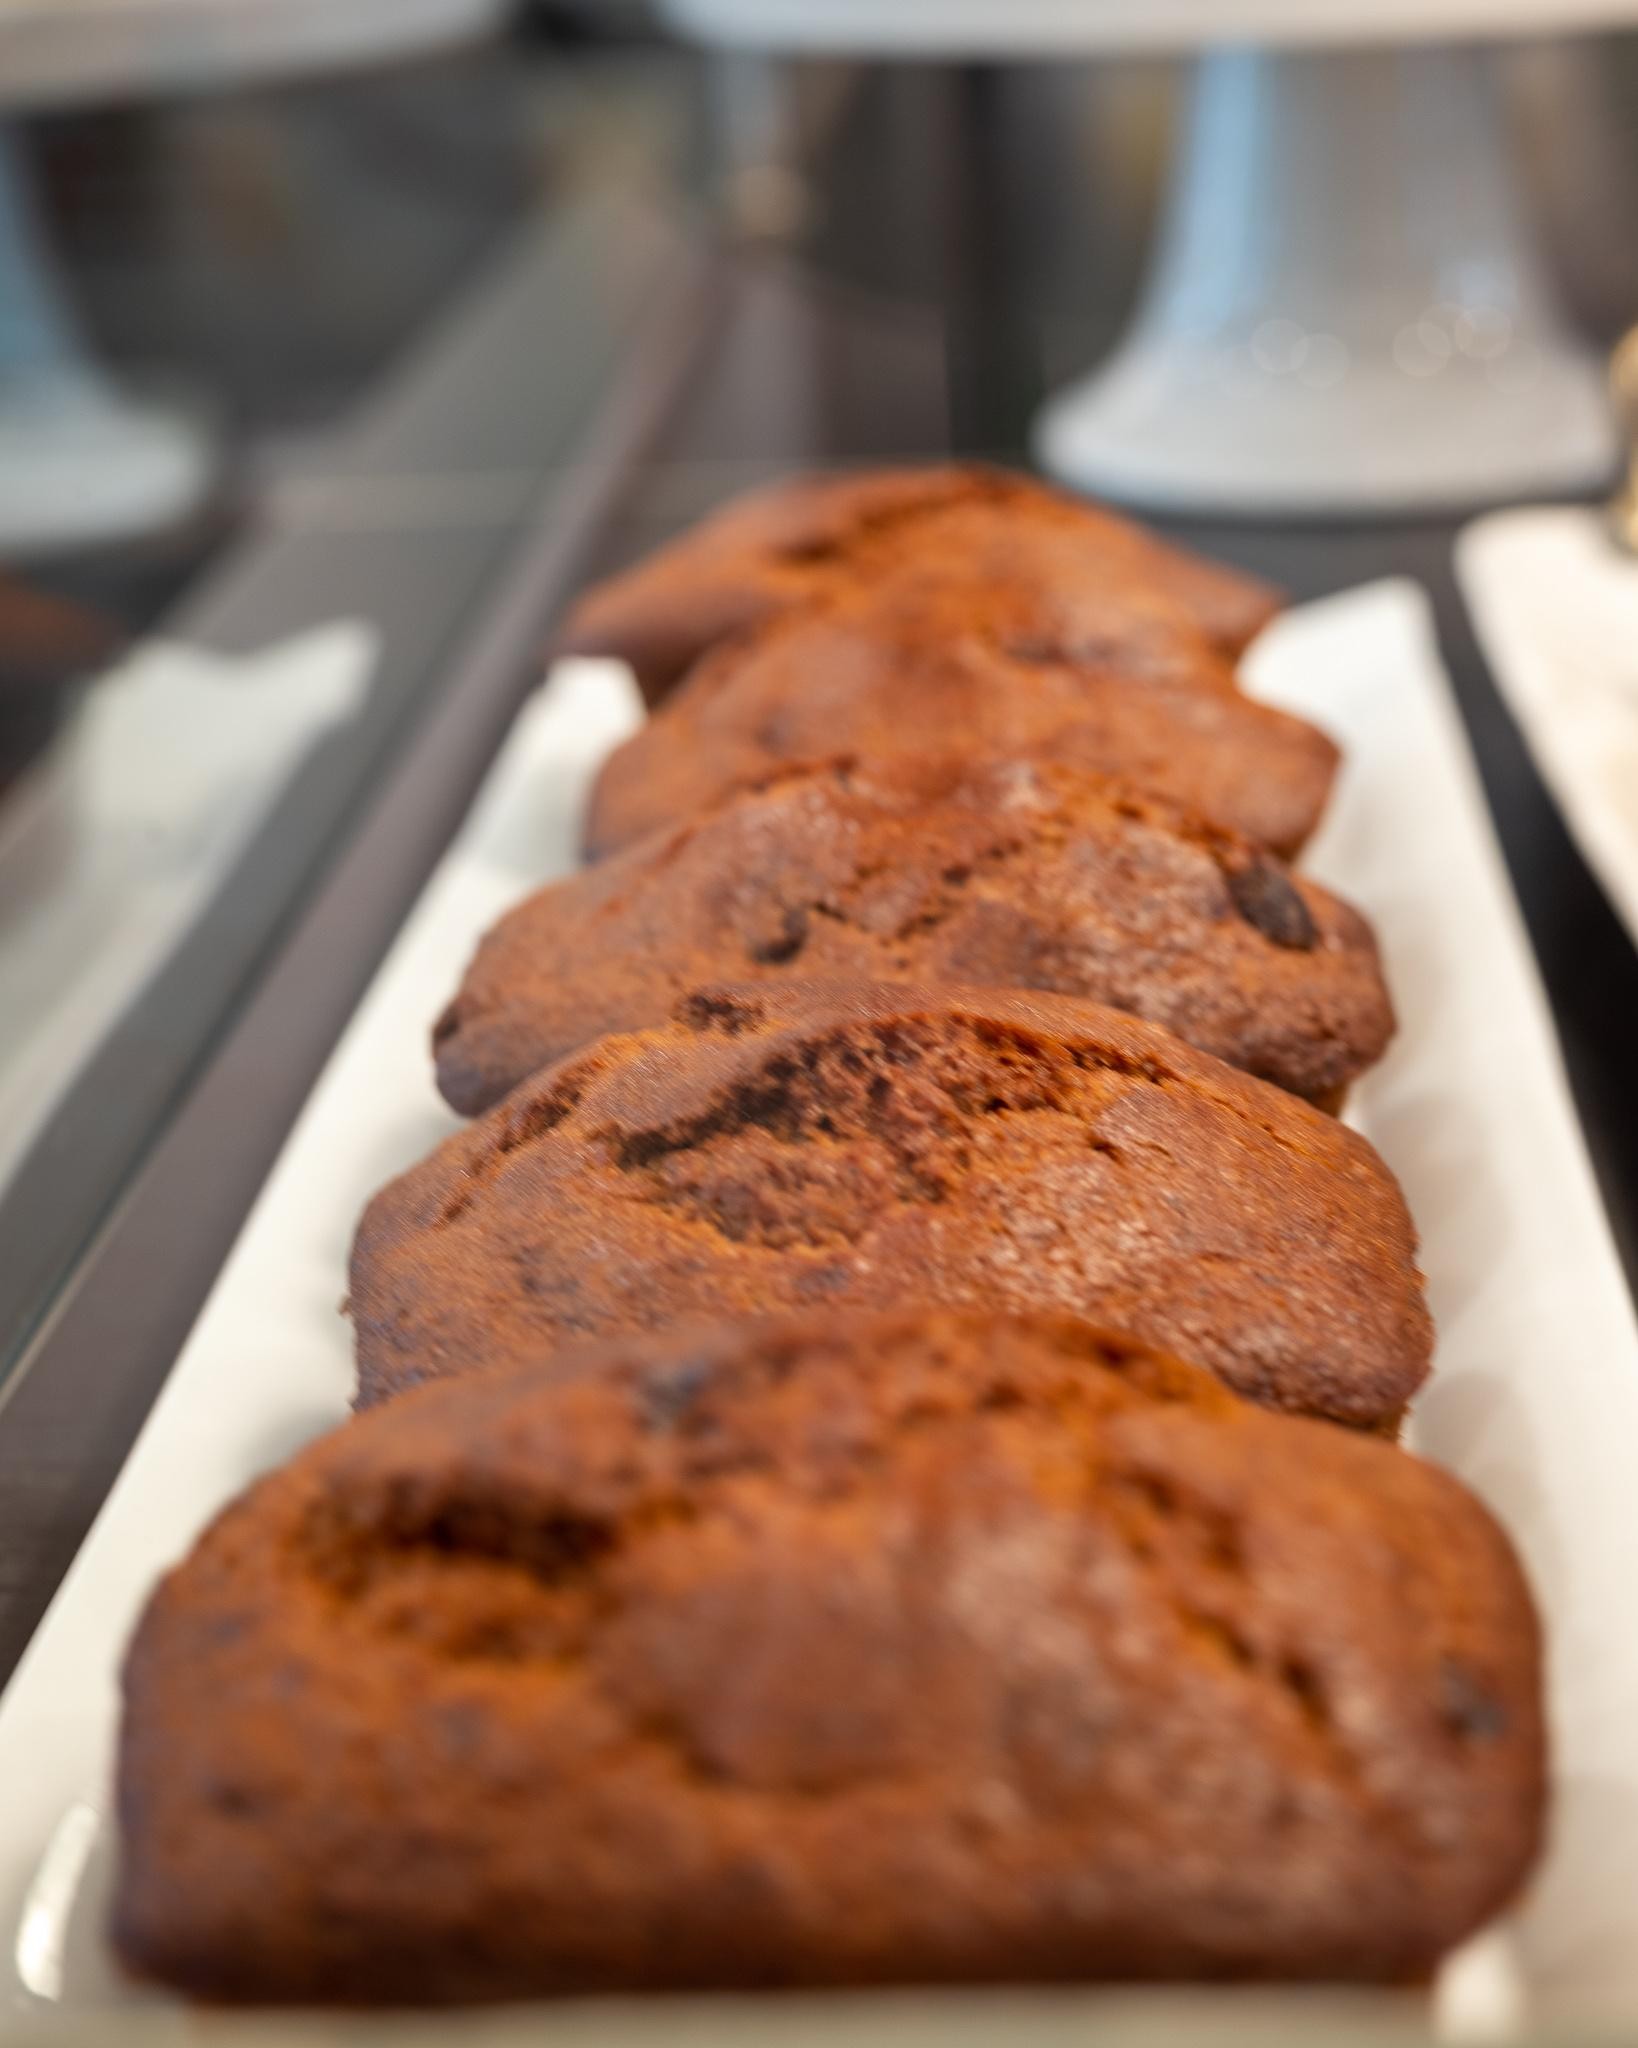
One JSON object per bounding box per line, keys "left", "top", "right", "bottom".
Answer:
{"left": 355, "top": 980, "right": 1430, "bottom": 1424}
{"left": 113, "top": 1308, "right": 1543, "bottom": 2004}
{"left": 438, "top": 755, "right": 1392, "bottom": 1119}
{"left": 559, "top": 464, "right": 1283, "bottom": 704}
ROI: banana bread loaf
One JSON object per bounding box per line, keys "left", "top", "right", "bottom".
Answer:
{"left": 582, "top": 576, "right": 1337, "bottom": 862}
{"left": 355, "top": 982, "right": 1431, "bottom": 1426}
{"left": 113, "top": 1309, "right": 1544, "bottom": 2004}
{"left": 437, "top": 755, "right": 1393, "bottom": 1119}
{"left": 559, "top": 464, "right": 1283, "bottom": 704}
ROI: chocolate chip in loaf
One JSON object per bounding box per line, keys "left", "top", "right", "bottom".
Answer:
{"left": 1440, "top": 1659, "right": 1510, "bottom": 1742}
{"left": 1228, "top": 858, "right": 1318, "bottom": 951}
{"left": 747, "top": 905, "right": 810, "bottom": 966}
{"left": 639, "top": 1358, "right": 714, "bottom": 1431}
{"left": 674, "top": 990, "right": 766, "bottom": 1036}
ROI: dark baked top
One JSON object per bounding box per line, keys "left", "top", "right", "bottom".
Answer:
{"left": 355, "top": 981, "right": 1431, "bottom": 1425}
{"left": 437, "top": 755, "right": 1394, "bottom": 1119}
{"left": 582, "top": 575, "right": 1338, "bottom": 862}
{"left": 113, "top": 1309, "right": 1545, "bottom": 2004}
{"left": 559, "top": 464, "right": 1284, "bottom": 703}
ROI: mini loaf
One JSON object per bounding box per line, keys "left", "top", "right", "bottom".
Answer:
{"left": 354, "top": 982, "right": 1431, "bottom": 1427}
{"left": 559, "top": 464, "right": 1283, "bottom": 704}
{"left": 112, "top": 1310, "right": 1545, "bottom": 2004}
{"left": 436, "top": 755, "right": 1394, "bottom": 1119}
{"left": 582, "top": 575, "right": 1337, "bottom": 863}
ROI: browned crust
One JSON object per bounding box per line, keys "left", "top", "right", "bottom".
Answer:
{"left": 114, "top": 1308, "right": 1543, "bottom": 2004}
{"left": 581, "top": 575, "right": 1336, "bottom": 863}
{"left": 437, "top": 755, "right": 1392, "bottom": 1118}
{"left": 356, "top": 980, "right": 1431, "bottom": 1426}
{"left": 559, "top": 465, "right": 1284, "bottom": 704}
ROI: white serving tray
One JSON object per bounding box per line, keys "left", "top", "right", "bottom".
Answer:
{"left": 3, "top": 582, "right": 1638, "bottom": 2034}
{"left": 0, "top": 623, "right": 376, "bottom": 1209}
{"left": 1457, "top": 507, "right": 1638, "bottom": 957}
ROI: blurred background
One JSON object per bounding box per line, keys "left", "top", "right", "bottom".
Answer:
{"left": 1, "top": 0, "right": 1637, "bottom": 1673}
{"left": 6, "top": 4, "right": 1637, "bottom": 685}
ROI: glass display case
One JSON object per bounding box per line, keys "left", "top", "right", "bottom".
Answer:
{"left": 1, "top": 15, "right": 1637, "bottom": 2033}
{"left": 4, "top": 0, "right": 1638, "bottom": 1679}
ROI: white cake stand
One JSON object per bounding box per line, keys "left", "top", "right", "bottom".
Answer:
{"left": 660, "top": 0, "right": 1637, "bottom": 514}
{"left": 0, "top": 0, "right": 505, "bottom": 553}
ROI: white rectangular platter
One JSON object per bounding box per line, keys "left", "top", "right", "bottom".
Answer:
{"left": 3, "top": 580, "right": 1638, "bottom": 2035}
{"left": 1457, "top": 506, "right": 1638, "bottom": 956}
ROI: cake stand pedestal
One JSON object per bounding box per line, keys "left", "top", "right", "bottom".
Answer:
{"left": 0, "top": 0, "right": 504, "bottom": 554}
{"left": 658, "top": 0, "right": 1637, "bottom": 514}
{"left": 1034, "top": 46, "right": 1612, "bottom": 514}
